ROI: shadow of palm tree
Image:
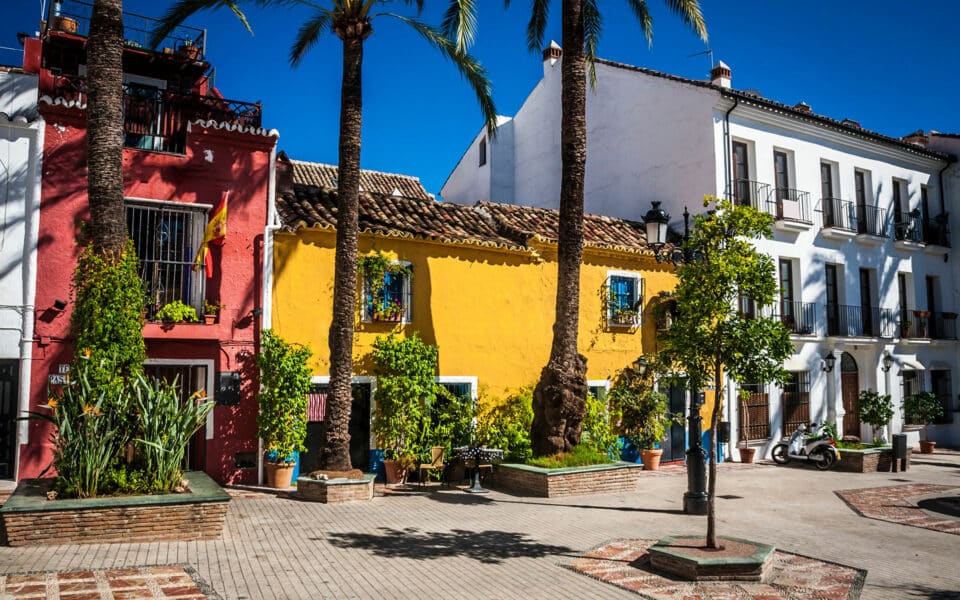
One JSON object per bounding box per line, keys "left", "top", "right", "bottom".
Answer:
{"left": 322, "top": 527, "right": 574, "bottom": 563}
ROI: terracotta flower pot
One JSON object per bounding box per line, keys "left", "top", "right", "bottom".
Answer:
{"left": 919, "top": 440, "right": 936, "bottom": 454}
{"left": 383, "top": 459, "right": 408, "bottom": 485}
{"left": 204, "top": 314, "right": 217, "bottom": 325}
{"left": 641, "top": 448, "right": 663, "bottom": 471}
{"left": 739, "top": 447, "right": 756, "bottom": 463}
{"left": 265, "top": 462, "right": 295, "bottom": 488}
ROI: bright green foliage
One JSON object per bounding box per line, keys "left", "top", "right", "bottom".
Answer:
{"left": 131, "top": 374, "right": 214, "bottom": 491}
{"left": 904, "top": 391, "right": 944, "bottom": 426}
{"left": 581, "top": 393, "right": 619, "bottom": 457}
{"left": 257, "top": 330, "right": 313, "bottom": 463}
{"left": 608, "top": 363, "right": 671, "bottom": 450}
{"left": 422, "top": 386, "right": 477, "bottom": 460}
{"left": 155, "top": 300, "right": 199, "bottom": 324}
{"left": 70, "top": 242, "right": 146, "bottom": 388}
{"left": 527, "top": 444, "right": 613, "bottom": 469}
{"left": 857, "top": 390, "right": 894, "bottom": 431}
{"left": 371, "top": 333, "right": 437, "bottom": 465}
{"left": 476, "top": 387, "right": 534, "bottom": 462}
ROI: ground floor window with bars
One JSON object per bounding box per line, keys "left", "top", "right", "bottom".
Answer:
{"left": 781, "top": 371, "right": 810, "bottom": 433}
{"left": 126, "top": 200, "right": 206, "bottom": 320}
{"left": 739, "top": 382, "right": 771, "bottom": 441}
{"left": 902, "top": 370, "right": 923, "bottom": 425}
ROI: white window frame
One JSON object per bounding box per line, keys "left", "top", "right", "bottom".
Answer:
{"left": 607, "top": 270, "right": 643, "bottom": 327}
{"left": 587, "top": 379, "right": 611, "bottom": 400}
{"left": 144, "top": 358, "right": 215, "bottom": 440}
{"left": 435, "top": 376, "right": 479, "bottom": 401}
{"left": 362, "top": 260, "right": 412, "bottom": 324}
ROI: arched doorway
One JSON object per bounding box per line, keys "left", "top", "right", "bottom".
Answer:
{"left": 840, "top": 352, "right": 860, "bottom": 437}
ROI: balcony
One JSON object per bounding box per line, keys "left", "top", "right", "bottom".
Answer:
{"left": 855, "top": 204, "right": 887, "bottom": 245}
{"left": 922, "top": 215, "right": 951, "bottom": 256}
{"left": 49, "top": 75, "right": 262, "bottom": 154}
{"left": 819, "top": 198, "right": 857, "bottom": 240}
{"left": 770, "top": 188, "right": 813, "bottom": 232}
{"left": 774, "top": 301, "right": 817, "bottom": 336}
{"left": 825, "top": 304, "right": 896, "bottom": 339}
{"left": 893, "top": 211, "right": 925, "bottom": 250}
{"left": 47, "top": 0, "right": 206, "bottom": 60}
{"left": 900, "top": 311, "right": 959, "bottom": 341}
{"left": 728, "top": 179, "right": 771, "bottom": 212}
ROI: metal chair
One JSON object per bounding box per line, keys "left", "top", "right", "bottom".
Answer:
{"left": 418, "top": 446, "right": 445, "bottom": 487}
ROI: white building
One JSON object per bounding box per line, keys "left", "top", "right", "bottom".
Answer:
{"left": 0, "top": 67, "right": 43, "bottom": 480}
{"left": 442, "top": 45, "right": 959, "bottom": 454}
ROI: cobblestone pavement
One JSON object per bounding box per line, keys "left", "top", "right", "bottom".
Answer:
{"left": 836, "top": 483, "right": 960, "bottom": 535}
{"left": 567, "top": 539, "right": 865, "bottom": 599}
{"left": 1, "top": 453, "right": 959, "bottom": 599}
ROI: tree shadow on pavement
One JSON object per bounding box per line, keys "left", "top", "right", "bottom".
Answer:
{"left": 321, "top": 528, "right": 574, "bottom": 563}
{"left": 874, "top": 583, "right": 960, "bottom": 600}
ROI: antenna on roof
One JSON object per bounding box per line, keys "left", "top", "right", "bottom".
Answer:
{"left": 687, "top": 48, "right": 714, "bottom": 76}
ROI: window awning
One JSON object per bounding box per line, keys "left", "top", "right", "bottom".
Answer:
{"left": 898, "top": 358, "right": 925, "bottom": 373}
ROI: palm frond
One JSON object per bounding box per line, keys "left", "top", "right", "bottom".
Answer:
{"left": 150, "top": 0, "right": 236, "bottom": 50}
{"left": 526, "top": 0, "right": 550, "bottom": 52}
{"left": 386, "top": 14, "right": 498, "bottom": 136}
{"left": 662, "top": 0, "right": 708, "bottom": 42}
{"left": 624, "top": 0, "right": 654, "bottom": 46}
{"left": 440, "top": 0, "right": 479, "bottom": 52}
{"left": 289, "top": 9, "right": 333, "bottom": 66}
{"left": 401, "top": 0, "right": 425, "bottom": 15}
{"left": 583, "top": 0, "right": 601, "bottom": 88}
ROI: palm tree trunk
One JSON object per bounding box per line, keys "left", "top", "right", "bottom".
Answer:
{"left": 322, "top": 26, "right": 369, "bottom": 471}
{"left": 86, "top": 0, "right": 127, "bottom": 257}
{"left": 706, "top": 357, "right": 722, "bottom": 548}
{"left": 530, "top": 0, "right": 588, "bottom": 457}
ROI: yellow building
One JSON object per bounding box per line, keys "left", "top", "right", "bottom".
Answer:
{"left": 271, "top": 157, "right": 696, "bottom": 470}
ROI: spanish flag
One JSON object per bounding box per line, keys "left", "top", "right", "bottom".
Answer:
{"left": 194, "top": 191, "right": 229, "bottom": 278}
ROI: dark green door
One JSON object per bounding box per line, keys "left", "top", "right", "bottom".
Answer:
{"left": 0, "top": 361, "right": 17, "bottom": 479}
{"left": 661, "top": 385, "right": 687, "bottom": 463}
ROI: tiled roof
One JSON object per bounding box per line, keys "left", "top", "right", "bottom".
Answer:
{"left": 476, "top": 201, "right": 651, "bottom": 254}
{"left": 288, "top": 158, "right": 432, "bottom": 200}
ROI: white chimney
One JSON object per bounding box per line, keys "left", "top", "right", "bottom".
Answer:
{"left": 542, "top": 40, "right": 562, "bottom": 75}
{"left": 710, "top": 60, "right": 731, "bottom": 89}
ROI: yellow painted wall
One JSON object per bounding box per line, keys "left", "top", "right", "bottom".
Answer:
{"left": 272, "top": 229, "right": 681, "bottom": 403}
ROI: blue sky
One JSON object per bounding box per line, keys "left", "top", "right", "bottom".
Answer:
{"left": 5, "top": 1, "right": 959, "bottom": 196}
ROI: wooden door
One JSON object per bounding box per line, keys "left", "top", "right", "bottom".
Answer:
{"left": 840, "top": 352, "right": 859, "bottom": 437}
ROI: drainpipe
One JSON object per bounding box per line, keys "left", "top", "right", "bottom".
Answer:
{"left": 15, "top": 118, "right": 44, "bottom": 480}
{"left": 257, "top": 141, "right": 279, "bottom": 486}
{"left": 722, "top": 96, "right": 739, "bottom": 197}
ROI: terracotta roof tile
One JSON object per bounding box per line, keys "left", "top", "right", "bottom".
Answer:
{"left": 288, "top": 159, "right": 432, "bottom": 200}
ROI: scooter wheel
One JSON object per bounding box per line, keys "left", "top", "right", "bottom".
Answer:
{"left": 812, "top": 448, "right": 836, "bottom": 470}
{"left": 772, "top": 444, "right": 790, "bottom": 464}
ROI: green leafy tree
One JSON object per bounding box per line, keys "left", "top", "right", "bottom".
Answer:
{"left": 507, "top": 0, "right": 707, "bottom": 457}
{"left": 657, "top": 198, "right": 792, "bottom": 549}
{"left": 153, "top": 0, "right": 496, "bottom": 472}
{"left": 256, "top": 330, "right": 314, "bottom": 463}
{"left": 903, "top": 391, "right": 944, "bottom": 434}
{"left": 476, "top": 387, "right": 535, "bottom": 462}
{"left": 857, "top": 390, "right": 894, "bottom": 441}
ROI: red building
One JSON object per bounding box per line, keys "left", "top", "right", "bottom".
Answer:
{"left": 16, "top": 1, "right": 277, "bottom": 484}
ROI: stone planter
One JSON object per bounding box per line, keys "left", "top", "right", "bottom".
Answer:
{"left": 0, "top": 472, "right": 229, "bottom": 546}
{"left": 297, "top": 474, "right": 375, "bottom": 504}
{"left": 492, "top": 462, "right": 642, "bottom": 498}
{"left": 836, "top": 447, "right": 909, "bottom": 473}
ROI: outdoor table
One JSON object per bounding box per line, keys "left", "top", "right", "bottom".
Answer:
{"left": 453, "top": 447, "right": 504, "bottom": 493}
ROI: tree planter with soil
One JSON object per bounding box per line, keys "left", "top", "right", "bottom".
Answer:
{"left": 836, "top": 445, "right": 908, "bottom": 472}
{"left": 492, "top": 462, "right": 642, "bottom": 498}
{"left": 297, "top": 471, "right": 373, "bottom": 503}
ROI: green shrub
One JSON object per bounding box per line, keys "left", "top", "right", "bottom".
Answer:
{"left": 904, "top": 391, "right": 944, "bottom": 426}
{"left": 581, "top": 392, "right": 619, "bottom": 458}
{"left": 476, "top": 387, "right": 534, "bottom": 462}
{"left": 527, "top": 444, "right": 613, "bottom": 469}
{"left": 608, "top": 365, "right": 671, "bottom": 449}
{"left": 155, "top": 300, "right": 199, "bottom": 324}
{"left": 257, "top": 330, "right": 313, "bottom": 463}
{"left": 857, "top": 390, "right": 894, "bottom": 431}
{"left": 422, "top": 385, "right": 476, "bottom": 460}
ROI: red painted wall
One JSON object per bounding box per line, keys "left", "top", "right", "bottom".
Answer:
{"left": 21, "top": 67, "right": 276, "bottom": 484}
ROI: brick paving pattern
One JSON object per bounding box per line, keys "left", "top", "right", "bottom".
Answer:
{"left": 836, "top": 483, "right": 960, "bottom": 535}
{"left": 567, "top": 539, "right": 865, "bottom": 599}
{"left": 0, "top": 565, "right": 210, "bottom": 599}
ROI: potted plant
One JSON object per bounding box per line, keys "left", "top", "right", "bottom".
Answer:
{"left": 256, "top": 330, "right": 313, "bottom": 488}
{"left": 176, "top": 40, "right": 200, "bottom": 60}
{"left": 900, "top": 319, "right": 912, "bottom": 338}
{"left": 857, "top": 389, "right": 894, "bottom": 444}
{"left": 202, "top": 299, "right": 224, "bottom": 325}
{"left": 155, "top": 300, "right": 198, "bottom": 324}
{"left": 913, "top": 310, "right": 931, "bottom": 337}
{"left": 610, "top": 362, "right": 670, "bottom": 471}
{"left": 358, "top": 251, "right": 411, "bottom": 323}
{"left": 903, "top": 391, "right": 944, "bottom": 453}
{"left": 374, "top": 299, "right": 405, "bottom": 323}
{"left": 611, "top": 306, "right": 639, "bottom": 326}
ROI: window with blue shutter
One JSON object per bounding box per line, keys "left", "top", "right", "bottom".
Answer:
{"left": 608, "top": 273, "right": 643, "bottom": 326}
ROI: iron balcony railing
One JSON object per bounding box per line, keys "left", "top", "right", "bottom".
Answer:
{"left": 825, "top": 304, "right": 896, "bottom": 338}
{"left": 820, "top": 197, "right": 856, "bottom": 232}
{"left": 901, "top": 311, "right": 959, "bottom": 340}
{"left": 771, "top": 188, "right": 813, "bottom": 224}
{"left": 855, "top": 204, "right": 887, "bottom": 237}
{"left": 774, "top": 301, "right": 817, "bottom": 335}
{"left": 49, "top": 75, "right": 262, "bottom": 154}
{"left": 48, "top": 0, "right": 206, "bottom": 59}
{"left": 923, "top": 215, "right": 951, "bottom": 247}
{"left": 728, "top": 179, "right": 772, "bottom": 212}
{"left": 893, "top": 211, "right": 924, "bottom": 243}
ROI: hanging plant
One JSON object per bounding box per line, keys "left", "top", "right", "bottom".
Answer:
{"left": 358, "top": 251, "right": 412, "bottom": 319}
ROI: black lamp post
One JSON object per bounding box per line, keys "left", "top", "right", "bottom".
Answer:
{"left": 642, "top": 201, "right": 708, "bottom": 515}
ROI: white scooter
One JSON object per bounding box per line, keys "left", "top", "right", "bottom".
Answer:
{"left": 771, "top": 422, "right": 839, "bottom": 470}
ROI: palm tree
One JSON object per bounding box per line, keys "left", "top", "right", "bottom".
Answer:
{"left": 152, "top": 0, "right": 496, "bottom": 471}
{"left": 510, "top": 0, "right": 707, "bottom": 457}
{"left": 86, "top": 0, "right": 128, "bottom": 256}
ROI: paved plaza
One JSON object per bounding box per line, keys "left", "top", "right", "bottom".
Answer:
{"left": 1, "top": 452, "right": 959, "bottom": 599}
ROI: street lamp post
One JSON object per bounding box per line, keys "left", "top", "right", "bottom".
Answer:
{"left": 642, "top": 201, "right": 708, "bottom": 515}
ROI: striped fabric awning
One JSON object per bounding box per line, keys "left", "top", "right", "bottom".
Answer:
{"left": 306, "top": 391, "right": 327, "bottom": 422}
